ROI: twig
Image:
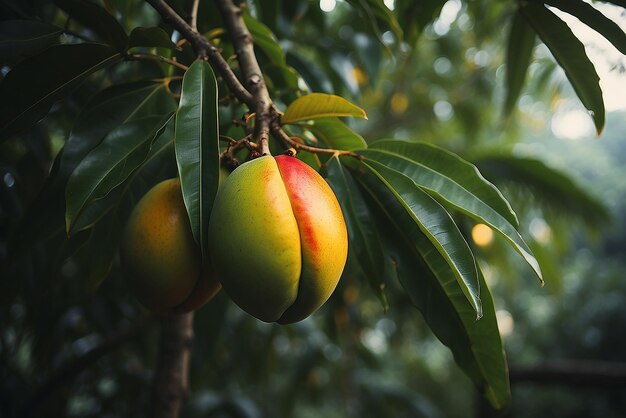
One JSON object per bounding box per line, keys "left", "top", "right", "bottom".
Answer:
{"left": 145, "top": 0, "right": 254, "bottom": 106}
{"left": 510, "top": 359, "right": 626, "bottom": 387}
{"left": 219, "top": 134, "right": 257, "bottom": 170}
{"left": 188, "top": 0, "right": 200, "bottom": 31}
{"left": 146, "top": 0, "right": 350, "bottom": 160}
{"left": 215, "top": 0, "right": 272, "bottom": 155}
{"left": 128, "top": 53, "right": 189, "bottom": 71}
{"left": 270, "top": 121, "right": 362, "bottom": 159}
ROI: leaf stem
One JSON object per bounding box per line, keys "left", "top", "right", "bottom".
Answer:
{"left": 270, "top": 119, "right": 362, "bottom": 159}
{"left": 128, "top": 53, "right": 189, "bottom": 71}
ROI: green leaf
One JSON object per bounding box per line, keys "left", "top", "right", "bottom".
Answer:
{"left": 55, "top": 0, "right": 128, "bottom": 52}
{"left": 521, "top": 3, "right": 605, "bottom": 135}
{"left": 287, "top": 51, "right": 334, "bottom": 93}
{"left": 325, "top": 157, "right": 388, "bottom": 310}
{"left": 13, "top": 81, "right": 168, "bottom": 258}
{"left": 475, "top": 154, "right": 611, "bottom": 227}
{"left": 395, "top": 0, "right": 446, "bottom": 44}
{"left": 360, "top": 159, "right": 482, "bottom": 317}
{"left": 355, "top": 170, "right": 509, "bottom": 409}
{"left": 68, "top": 114, "right": 176, "bottom": 233}
{"left": 73, "top": 124, "right": 176, "bottom": 290}
{"left": 365, "top": 140, "right": 519, "bottom": 226}
{"left": 128, "top": 26, "right": 177, "bottom": 50}
{"left": 305, "top": 117, "right": 367, "bottom": 151}
{"left": 345, "top": 0, "right": 403, "bottom": 44}
{"left": 65, "top": 113, "right": 174, "bottom": 234}
{"left": 55, "top": 82, "right": 170, "bottom": 189}
{"left": 83, "top": 207, "right": 124, "bottom": 290}
{"left": 282, "top": 93, "right": 368, "bottom": 124}
{"left": 504, "top": 11, "right": 535, "bottom": 118}
{"left": 0, "top": 20, "right": 62, "bottom": 64}
{"left": 175, "top": 60, "right": 220, "bottom": 258}
{"left": 544, "top": 0, "right": 626, "bottom": 55}
{"left": 360, "top": 140, "right": 543, "bottom": 285}
{"left": 0, "top": 43, "right": 122, "bottom": 141}
{"left": 243, "top": 12, "right": 286, "bottom": 66}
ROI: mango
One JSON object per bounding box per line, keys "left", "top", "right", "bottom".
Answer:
{"left": 120, "top": 178, "right": 221, "bottom": 313}
{"left": 208, "top": 155, "right": 348, "bottom": 324}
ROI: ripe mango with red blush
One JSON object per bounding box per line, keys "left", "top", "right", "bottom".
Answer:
{"left": 208, "top": 155, "right": 348, "bottom": 324}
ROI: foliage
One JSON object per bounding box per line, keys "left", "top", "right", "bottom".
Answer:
{"left": 0, "top": 0, "right": 623, "bottom": 417}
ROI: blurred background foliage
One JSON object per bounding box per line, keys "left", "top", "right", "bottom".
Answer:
{"left": 1, "top": 0, "right": 626, "bottom": 417}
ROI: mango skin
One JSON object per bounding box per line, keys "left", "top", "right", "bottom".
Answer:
{"left": 120, "top": 178, "right": 221, "bottom": 313}
{"left": 208, "top": 155, "right": 348, "bottom": 324}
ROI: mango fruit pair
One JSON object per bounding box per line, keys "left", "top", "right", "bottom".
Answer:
{"left": 121, "top": 155, "right": 348, "bottom": 324}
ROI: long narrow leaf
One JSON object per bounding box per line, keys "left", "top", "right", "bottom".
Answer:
{"left": 84, "top": 126, "right": 176, "bottom": 289}
{"left": 355, "top": 168, "right": 509, "bottom": 409}
{"left": 55, "top": 0, "right": 128, "bottom": 52}
{"left": 475, "top": 154, "right": 611, "bottom": 227}
{"left": 129, "top": 27, "right": 177, "bottom": 50}
{"left": 360, "top": 141, "right": 543, "bottom": 285}
{"left": 243, "top": 12, "right": 286, "bottom": 66}
{"left": 345, "top": 0, "right": 403, "bottom": 43}
{"left": 504, "top": 11, "right": 535, "bottom": 117}
{"left": 544, "top": 0, "right": 626, "bottom": 55}
{"left": 65, "top": 113, "right": 174, "bottom": 233}
{"left": 55, "top": 83, "right": 171, "bottom": 191}
{"left": 83, "top": 207, "right": 124, "bottom": 290}
{"left": 521, "top": 3, "right": 605, "bottom": 134}
{"left": 306, "top": 117, "right": 367, "bottom": 151}
{"left": 13, "top": 81, "right": 169, "bottom": 259}
{"left": 0, "top": 43, "right": 122, "bottom": 141}
{"left": 69, "top": 119, "right": 176, "bottom": 234}
{"left": 282, "top": 93, "right": 368, "bottom": 124}
{"left": 0, "top": 20, "right": 62, "bottom": 63}
{"left": 325, "top": 157, "right": 388, "bottom": 309}
{"left": 175, "top": 60, "right": 220, "bottom": 258}
{"left": 360, "top": 159, "right": 482, "bottom": 317}
{"left": 364, "top": 140, "right": 519, "bottom": 226}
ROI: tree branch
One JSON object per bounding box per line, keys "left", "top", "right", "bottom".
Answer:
{"left": 188, "top": 0, "right": 200, "bottom": 31}
{"left": 148, "top": 0, "right": 343, "bottom": 159}
{"left": 149, "top": 313, "right": 194, "bottom": 418}
{"left": 145, "top": 0, "right": 254, "bottom": 106}
{"left": 510, "top": 359, "right": 626, "bottom": 387}
{"left": 215, "top": 0, "right": 272, "bottom": 155}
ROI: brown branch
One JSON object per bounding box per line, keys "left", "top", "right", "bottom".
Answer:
{"left": 145, "top": 0, "right": 254, "bottom": 106}
{"left": 509, "top": 359, "right": 626, "bottom": 387}
{"left": 215, "top": 0, "right": 272, "bottom": 155}
{"left": 23, "top": 314, "right": 157, "bottom": 416}
{"left": 149, "top": 313, "right": 194, "bottom": 418}
{"left": 188, "top": 0, "right": 200, "bottom": 31}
